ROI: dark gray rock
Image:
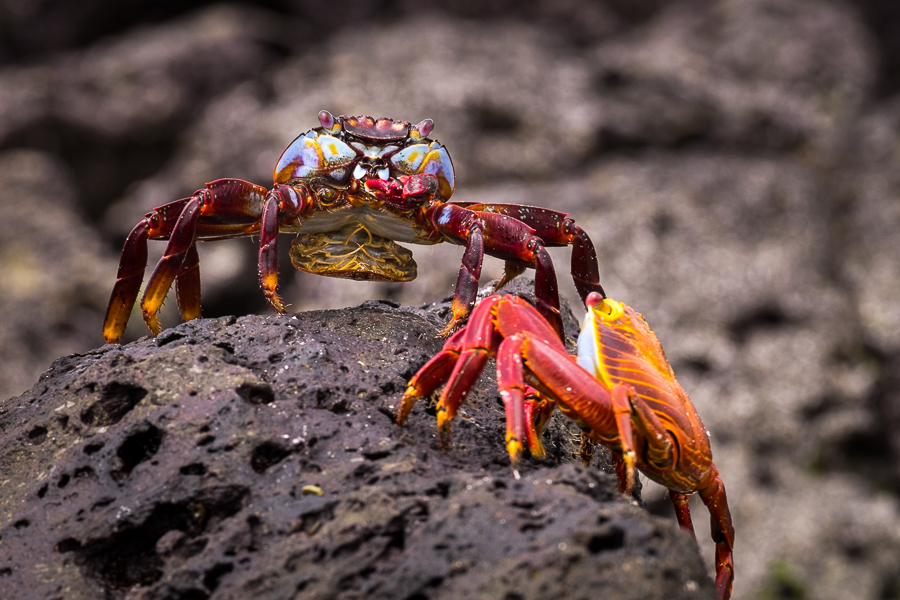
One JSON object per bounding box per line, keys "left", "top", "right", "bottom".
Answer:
{"left": 0, "top": 296, "right": 713, "bottom": 600}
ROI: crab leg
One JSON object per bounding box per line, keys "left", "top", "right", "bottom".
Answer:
{"left": 444, "top": 223, "right": 485, "bottom": 337}
{"left": 496, "top": 341, "right": 564, "bottom": 464}
{"left": 451, "top": 202, "right": 605, "bottom": 301}
{"left": 141, "top": 198, "right": 203, "bottom": 335}
{"left": 428, "top": 204, "right": 563, "bottom": 338}
{"left": 397, "top": 330, "right": 468, "bottom": 423}
{"left": 397, "top": 296, "right": 503, "bottom": 442}
{"left": 670, "top": 493, "right": 696, "bottom": 536}
{"left": 496, "top": 336, "right": 529, "bottom": 464}
{"left": 103, "top": 179, "right": 273, "bottom": 343}
{"left": 259, "top": 195, "right": 286, "bottom": 312}
{"left": 103, "top": 197, "right": 196, "bottom": 342}
{"left": 103, "top": 219, "right": 150, "bottom": 343}
{"left": 523, "top": 388, "right": 555, "bottom": 459}
{"left": 174, "top": 242, "right": 201, "bottom": 321}
{"left": 698, "top": 467, "right": 735, "bottom": 600}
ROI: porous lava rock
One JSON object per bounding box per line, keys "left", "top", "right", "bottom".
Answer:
{"left": 0, "top": 292, "right": 713, "bottom": 600}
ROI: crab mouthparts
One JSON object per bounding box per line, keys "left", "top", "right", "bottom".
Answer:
{"left": 289, "top": 225, "right": 417, "bottom": 282}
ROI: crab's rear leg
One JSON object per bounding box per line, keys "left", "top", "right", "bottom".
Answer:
{"left": 104, "top": 178, "right": 280, "bottom": 343}
{"left": 523, "top": 388, "right": 555, "bottom": 460}
{"left": 103, "top": 219, "right": 150, "bottom": 343}
{"left": 697, "top": 466, "right": 735, "bottom": 600}
{"left": 175, "top": 242, "right": 201, "bottom": 321}
{"left": 141, "top": 196, "right": 207, "bottom": 335}
{"left": 497, "top": 336, "right": 566, "bottom": 466}
{"left": 103, "top": 197, "right": 194, "bottom": 343}
{"left": 670, "top": 492, "right": 696, "bottom": 536}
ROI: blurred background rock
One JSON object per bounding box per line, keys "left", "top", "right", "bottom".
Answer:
{"left": 1, "top": 0, "right": 899, "bottom": 597}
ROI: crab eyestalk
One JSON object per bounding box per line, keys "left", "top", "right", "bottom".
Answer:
{"left": 586, "top": 291, "right": 624, "bottom": 319}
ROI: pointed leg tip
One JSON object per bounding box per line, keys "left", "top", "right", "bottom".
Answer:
{"left": 265, "top": 291, "right": 288, "bottom": 314}
{"left": 396, "top": 391, "right": 418, "bottom": 425}
{"left": 506, "top": 438, "right": 524, "bottom": 469}
{"left": 437, "top": 417, "right": 452, "bottom": 450}
{"left": 437, "top": 319, "right": 457, "bottom": 338}
{"left": 527, "top": 439, "right": 547, "bottom": 461}
{"left": 102, "top": 325, "right": 123, "bottom": 345}
{"left": 143, "top": 316, "right": 162, "bottom": 337}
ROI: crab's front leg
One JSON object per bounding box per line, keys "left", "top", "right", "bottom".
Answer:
{"left": 397, "top": 295, "right": 503, "bottom": 445}
{"left": 427, "top": 204, "right": 563, "bottom": 339}
{"left": 490, "top": 328, "right": 639, "bottom": 475}
{"left": 451, "top": 202, "right": 605, "bottom": 302}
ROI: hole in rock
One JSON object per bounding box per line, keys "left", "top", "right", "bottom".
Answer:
{"left": 251, "top": 441, "right": 291, "bottom": 473}
{"left": 111, "top": 425, "right": 163, "bottom": 481}
{"left": 81, "top": 382, "right": 148, "bottom": 426}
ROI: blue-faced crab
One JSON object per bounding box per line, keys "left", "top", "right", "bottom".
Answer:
{"left": 103, "top": 111, "right": 604, "bottom": 343}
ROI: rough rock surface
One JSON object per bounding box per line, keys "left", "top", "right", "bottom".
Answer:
{"left": 3, "top": 0, "right": 900, "bottom": 598}
{"left": 0, "top": 290, "right": 714, "bottom": 600}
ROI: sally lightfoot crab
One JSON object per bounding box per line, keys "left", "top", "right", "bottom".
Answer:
{"left": 103, "top": 111, "right": 604, "bottom": 343}
{"left": 397, "top": 293, "right": 735, "bottom": 600}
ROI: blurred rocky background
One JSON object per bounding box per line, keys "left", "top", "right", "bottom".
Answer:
{"left": 1, "top": 0, "right": 900, "bottom": 598}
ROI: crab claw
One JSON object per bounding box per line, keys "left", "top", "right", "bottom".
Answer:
{"left": 366, "top": 175, "right": 437, "bottom": 209}
{"left": 365, "top": 177, "right": 402, "bottom": 200}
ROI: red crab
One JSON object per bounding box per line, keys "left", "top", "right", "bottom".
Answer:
{"left": 102, "top": 111, "right": 604, "bottom": 343}
{"left": 397, "top": 293, "right": 735, "bottom": 600}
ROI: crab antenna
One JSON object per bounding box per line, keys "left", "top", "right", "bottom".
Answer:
{"left": 411, "top": 118, "right": 434, "bottom": 139}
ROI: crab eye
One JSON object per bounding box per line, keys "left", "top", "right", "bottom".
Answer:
{"left": 317, "top": 186, "right": 339, "bottom": 205}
